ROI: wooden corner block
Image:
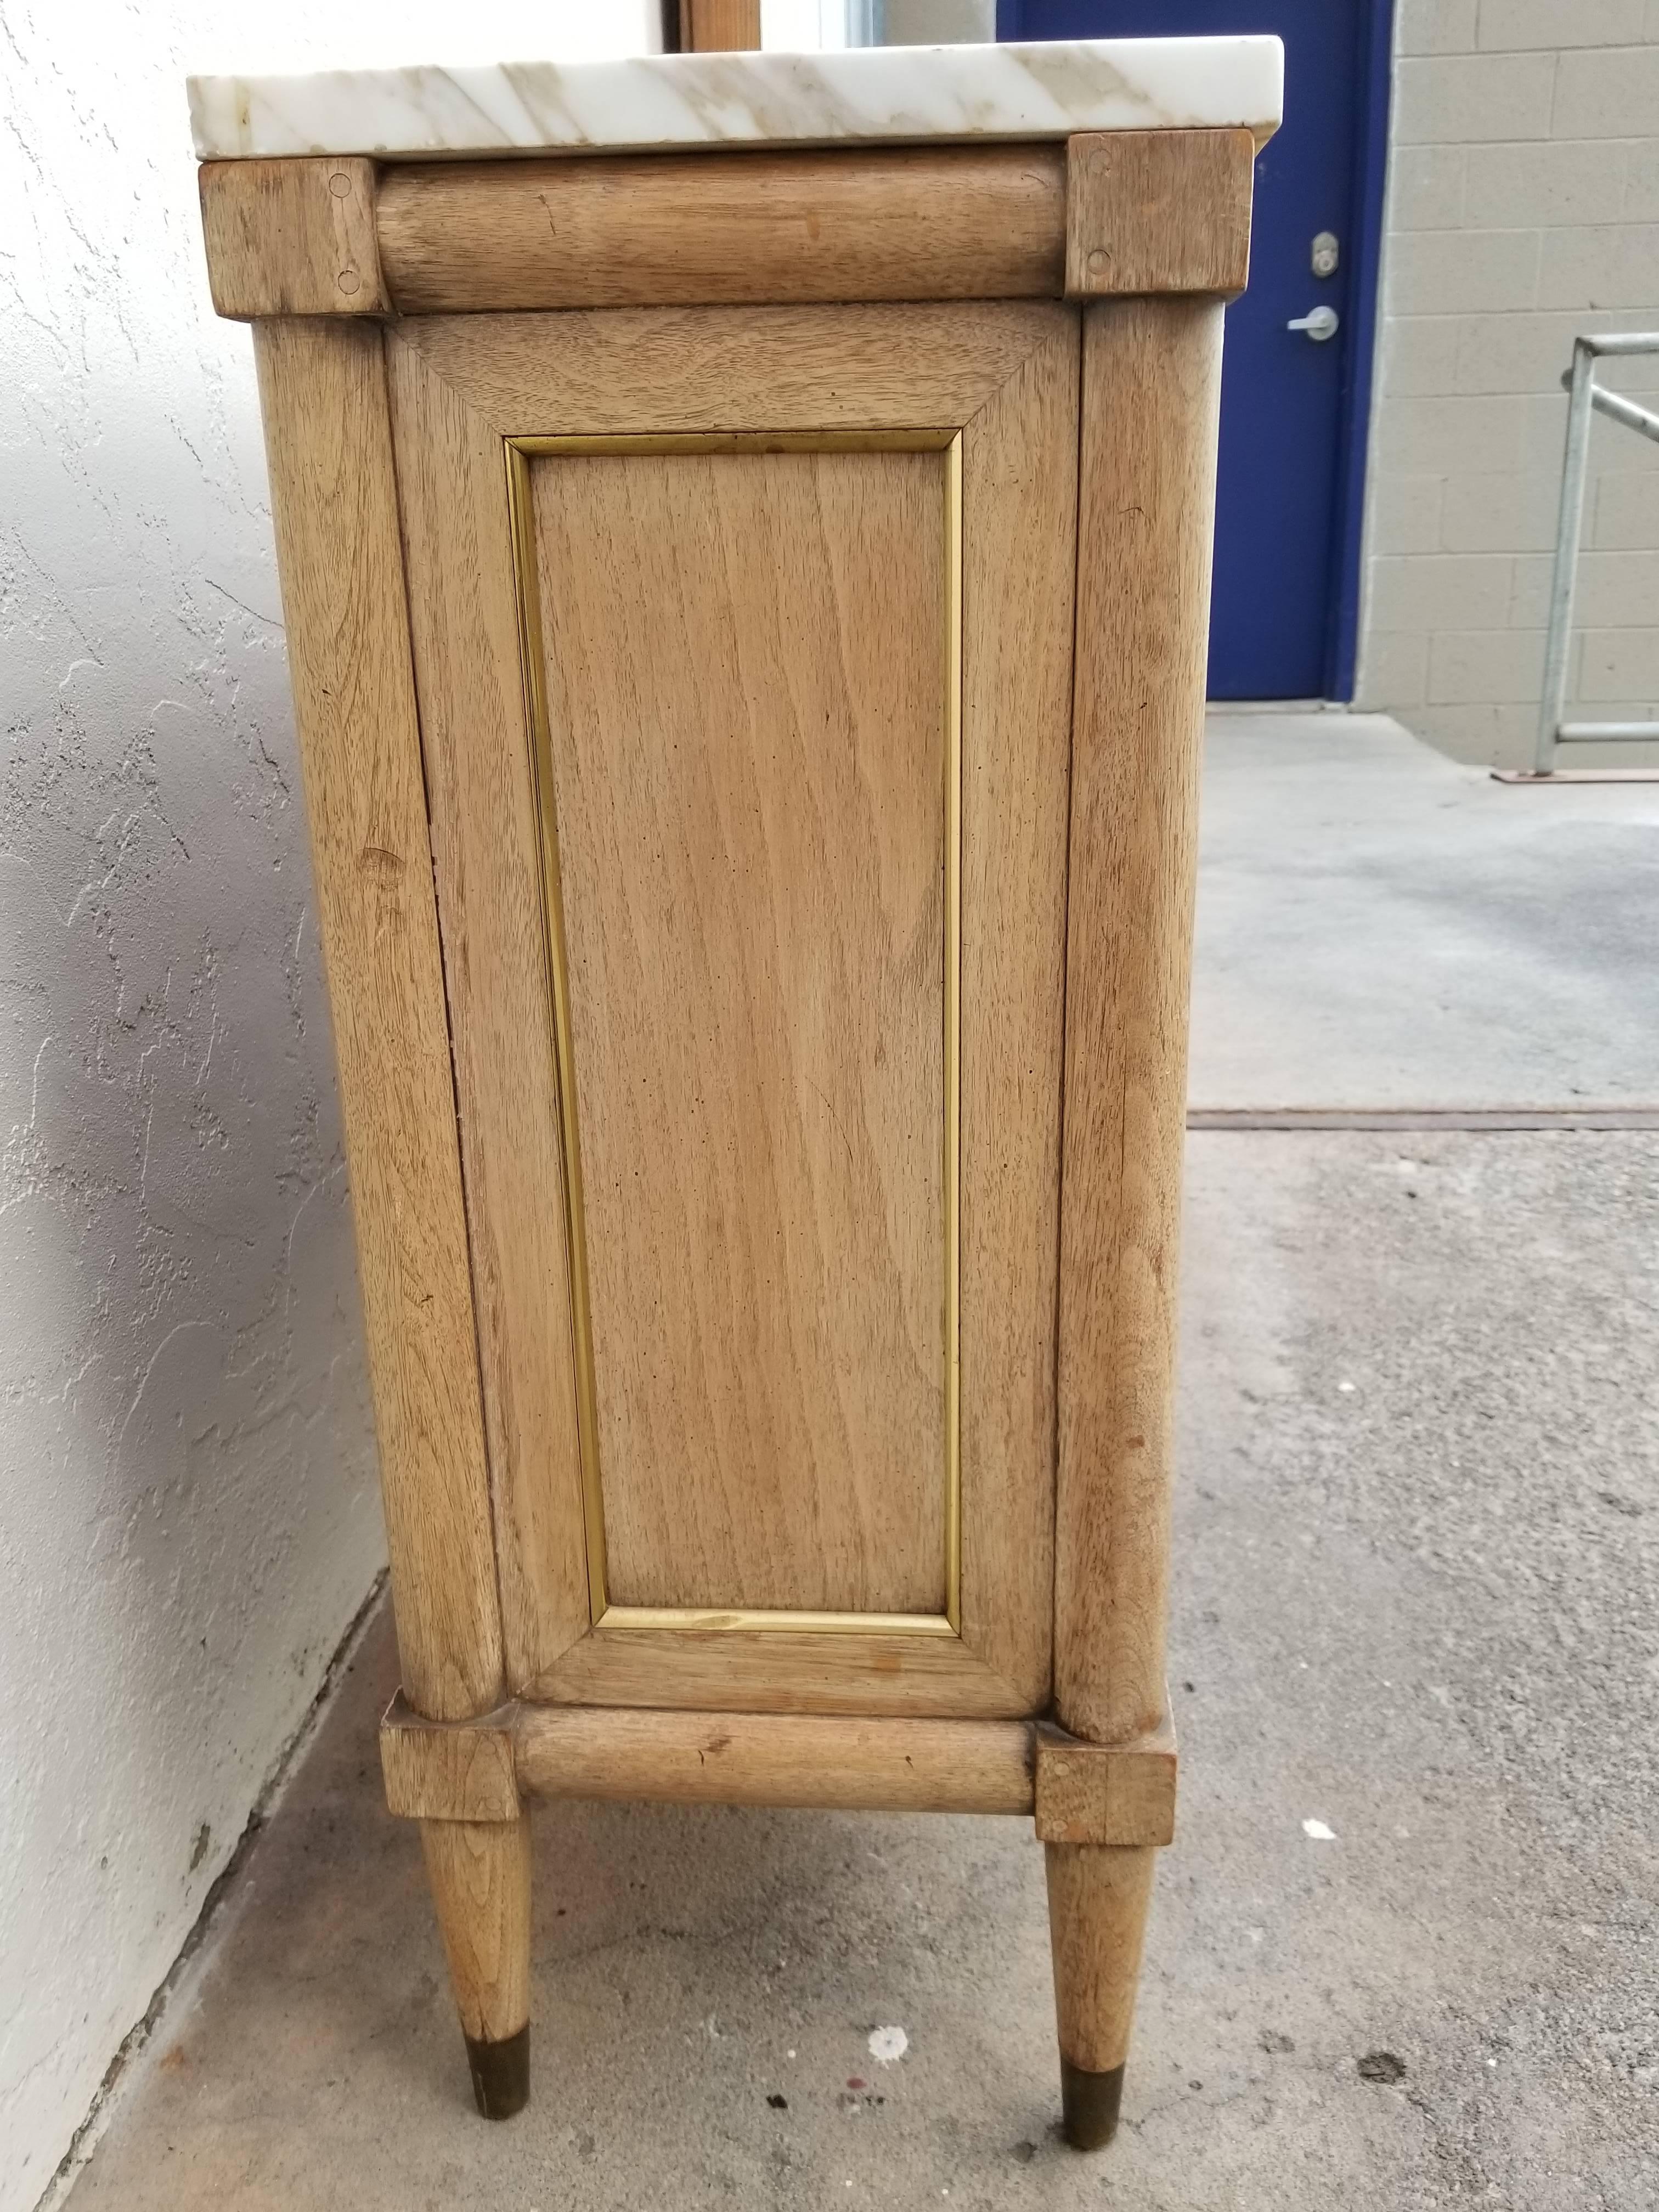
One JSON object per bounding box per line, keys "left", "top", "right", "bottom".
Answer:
{"left": 200, "top": 156, "right": 390, "bottom": 319}
{"left": 380, "top": 1693, "right": 521, "bottom": 1823}
{"left": 1034, "top": 1716, "right": 1178, "bottom": 1847}
{"left": 1065, "top": 129, "right": 1255, "bottom": 300}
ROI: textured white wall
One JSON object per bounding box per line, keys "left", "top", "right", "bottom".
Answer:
{"left": 1357, "top": 1, "right": 1659, "bottom": 765}
{"left": 0, "top": 4, "right": 659, "bottom": 2207}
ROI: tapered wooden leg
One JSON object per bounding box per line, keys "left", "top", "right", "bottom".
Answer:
{"left": 1044, "top": 1840, "right": 1156, "bottom": 2149}
{"left": 420, "top": 1812, "right": 533, "bottom": 2118}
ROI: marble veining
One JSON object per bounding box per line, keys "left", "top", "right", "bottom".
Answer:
{"left": 189, "top": 39, "right": 1283, "bottom": 164}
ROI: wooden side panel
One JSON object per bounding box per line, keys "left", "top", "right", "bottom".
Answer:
{"left": 956, "top": 313, "right": 1078, "bottom": 1712}
{"left": 386, "top": 337, "right": 590, "bottom": 1694}
{"left": 390, "top": 302, "right": 1065, "bottom": 441}
{"left": 1065, "top": 129, "right": 1255, "bottom": 300}
{"left": 1054, "top": 298, "right": 1223, "bottom": 1746}
{"left": 516, "top": 1705, "right": 1034, "bottom": 1814}
{"left": 252, "top": 321, "right": 501, "bottom": 1722}
{"left": 201, "top": 158, "right": 388, "bottom": 319}
{"left": 376, "top": 148, "right": 1066, "bottom": 315}
{"left": 532, "top": 444, "right": 947, "bottom": 1616}
{"left": 389, "top": 301, "right": 1075, "bottom": 1719}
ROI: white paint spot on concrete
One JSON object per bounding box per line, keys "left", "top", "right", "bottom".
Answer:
{"left": 868, "top": 2025, "right": 909, "bottom": 2064}
{"left": 1302, "top": 1818, "right": 1338, "bottom": 1841}
{"left": 1339, "top": 1379, "right": 1356, "bottom": 1392}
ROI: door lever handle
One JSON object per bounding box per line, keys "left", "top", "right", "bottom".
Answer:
{"left": 1287, "top": 305, "right": 1340, "bottom": 342}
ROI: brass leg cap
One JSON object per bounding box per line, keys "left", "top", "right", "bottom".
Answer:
{"left": 1060, "top": 2058, "right": 1125, "bottom": 2151}
{"left": 464, "top": 2025, "right": 529, "bottom": 2120}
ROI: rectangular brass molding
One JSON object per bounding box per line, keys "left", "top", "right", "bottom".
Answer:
{"left": 504, "top": 430, "right": 963, "bottom": 1638}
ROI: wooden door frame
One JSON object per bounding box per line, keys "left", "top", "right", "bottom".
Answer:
{"left": 1328, "top": 0, "right": 1395, "bottom": 702}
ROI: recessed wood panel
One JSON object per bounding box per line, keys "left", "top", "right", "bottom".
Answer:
{"left": 527, "top": 441, "right": 951, "bottom": 1618}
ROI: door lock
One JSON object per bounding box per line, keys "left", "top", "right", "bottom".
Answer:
{"left": 1311, "top": 230, "right": 1340, "bottom": 278}
{"left": 1287, "top": 305, "right": 1341, "bottom": 343}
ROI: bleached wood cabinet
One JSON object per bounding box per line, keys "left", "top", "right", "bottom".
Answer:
{"left": 193, "top": 34, "right": 1277, "bottom": 2149}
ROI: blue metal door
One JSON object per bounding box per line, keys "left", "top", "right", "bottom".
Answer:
{"left": 998, "top": 2, "right": 1390, "bottom": 699}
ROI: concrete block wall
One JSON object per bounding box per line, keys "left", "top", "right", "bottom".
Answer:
{"left": 1356, "top": 1, "right": 1659, "bottom": 766}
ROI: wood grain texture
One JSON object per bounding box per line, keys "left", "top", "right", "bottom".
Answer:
{"left": 516, "top": 1705, "right": 1033, "bottom": 1813}
{"left": 391, "top": 301, "right": 1072, "bottom": 1719}
{"left": 385, "top": 336, "right": 590, "bottom": 1695}
{"left": 955, "top": 309, "right": 1077, "bottom": 1712}
{"left": 1054, "top": 298, "right": 1223, "bottom": 1747}
{"left": 376, "top": 148, "right": 1066, "bottom": 314}
{"left": 381, "top": 1695, "right": 520, "bottom": 1824}
{"left": 420, "top": 1814, "right": 533, "bottom": 2042}
{"left": 1064, "top": 129, "right": 1255, "bottom": 300}
{"left": 1034, "top": 1717, "right": 1177, "bottom": 1847}
{"left": 681, "top": 0, "right": 761, "bottom": 47}
{"left": 390, "top": 302, "right": 1066, "bottom": 440}
{"left": 532, "top": 442, "right": 946, "bottom": 1616}
{"left": 252, "top": 321, "right": 501, "bottom": 1722}
{"left": 200, "top": 157, "right": 388, "bottom": 319}
{"left": 1044, "top": 1842, "right": 1158, "bottom": 2073}
{"left": 535, "top": 1620, "right": 1025, "bottom": 1718}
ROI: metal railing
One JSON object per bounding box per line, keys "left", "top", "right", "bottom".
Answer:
{"left": 1532, "top": 332, "right": 1659, "bottom": 776}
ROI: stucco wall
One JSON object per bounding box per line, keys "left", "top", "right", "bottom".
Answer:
{"left": 0, "top": 6, "right": 659, "bottom": 2208}
{"left": 1357, "top": 1, "right": 1659, "bottom": 766}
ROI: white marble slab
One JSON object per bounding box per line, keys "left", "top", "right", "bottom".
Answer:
{"left": 189, "top": 38, "right": 1282, "bottom": 165}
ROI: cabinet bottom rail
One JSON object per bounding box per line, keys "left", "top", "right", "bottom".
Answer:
{"left": 381, "top": 1691, "right": 1176, "bottom": 1841}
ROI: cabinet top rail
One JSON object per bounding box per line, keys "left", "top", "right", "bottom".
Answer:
{"left": 188, "top": 37, "right": 1282, "bottom": 167}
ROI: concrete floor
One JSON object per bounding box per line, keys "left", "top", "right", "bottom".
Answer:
{"left": 70, "top": 716, "right": 1659, "bottom": 2209}
{"left": 1192, "top": 711, "right": 1659, "bottom": 1112}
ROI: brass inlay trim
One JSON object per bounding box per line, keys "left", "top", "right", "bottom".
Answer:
{"left": 596, "top": 1606, "right": 958, "bottom": 1639}
{"left": 505, "top": 429, "right": 964, "bottom": 1639}
{"left": 505, "top": 438, "right": 609, "bottom": 1614}
{"left": 941, "top": 430, "right": 963, "bottom": 1638}
{"left": 510, "top": 430, "right": 962, "bottom": 459}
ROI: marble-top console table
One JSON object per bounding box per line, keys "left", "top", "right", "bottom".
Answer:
{"left": 192, "top": 33, "right": 1280, "bottom": 2152}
